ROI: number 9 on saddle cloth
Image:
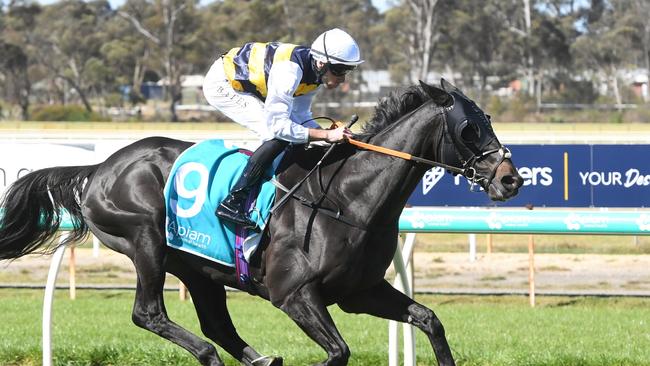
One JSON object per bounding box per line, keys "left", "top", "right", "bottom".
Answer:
{"left": 164, "top": 139, "right": 278, "bottom": 273}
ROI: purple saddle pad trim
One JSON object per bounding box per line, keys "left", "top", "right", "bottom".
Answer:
{"left": 234, "top": 176, "right": 260, "bottom": 288}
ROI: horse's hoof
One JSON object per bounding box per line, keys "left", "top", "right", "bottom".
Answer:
{"left": 251, "top": 356, "right": 283, "bottom": 366}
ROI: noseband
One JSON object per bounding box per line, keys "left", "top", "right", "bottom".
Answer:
{"left": 461, "top": 146, "right": 511, "bottom": 191}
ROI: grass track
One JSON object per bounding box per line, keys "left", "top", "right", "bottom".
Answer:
{"left": 0, "top": 290, "right": 648, "bottom": 365}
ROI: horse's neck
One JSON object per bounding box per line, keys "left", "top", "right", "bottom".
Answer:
{"left": 369, "top": 104, "right": 440, "bottom": 156}
{"left": 346, "top": 104, "right": 443, "bottom": 226}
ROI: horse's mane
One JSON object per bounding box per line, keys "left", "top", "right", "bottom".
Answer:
{"left": 361, "top": 85, "right": 430, "bottom": 136}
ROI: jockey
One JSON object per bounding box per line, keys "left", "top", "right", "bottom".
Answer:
{"left": 203, "top": 28, "right": 364, "bottom": 230}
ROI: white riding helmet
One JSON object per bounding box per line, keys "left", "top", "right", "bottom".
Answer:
{"left": 310, "top": 28, "right": 364, "bottom": 66}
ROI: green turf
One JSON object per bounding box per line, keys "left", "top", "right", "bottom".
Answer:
{"left": 0, "top": 289, "right": 648, "bottom": 365}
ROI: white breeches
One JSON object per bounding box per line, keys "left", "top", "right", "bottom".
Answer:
{"left": 202, "top": 58, "right": 273, "bottom": 141}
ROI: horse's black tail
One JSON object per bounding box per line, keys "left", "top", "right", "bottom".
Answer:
{"left": 0, "top": 165, "right": 98, "bottom": 260}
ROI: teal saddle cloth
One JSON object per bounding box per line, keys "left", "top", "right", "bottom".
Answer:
{"left": 164, "top": 139, "right": 276, "bottom": 267}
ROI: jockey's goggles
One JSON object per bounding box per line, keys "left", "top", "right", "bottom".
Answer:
{"left": 328, "top": 63, "right": 356, "bottom": 77}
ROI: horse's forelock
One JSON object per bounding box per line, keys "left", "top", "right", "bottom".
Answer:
{"left": 361, "top": 86, "right": 429, "bottom": 136}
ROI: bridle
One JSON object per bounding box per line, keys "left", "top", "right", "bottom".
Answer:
{"left": 346, "top": 96, "right": 512, "bottom": 192}
{"left": 348, "top": 136, "right": 511, "bottom": 192}
{"left": 455, "top": 145, "right": 512, "bottom": 192}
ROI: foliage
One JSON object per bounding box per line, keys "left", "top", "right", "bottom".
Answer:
{"left": 30, "top": 104, "right": 107, "bottom": 121}
{"left": 545, "top": 76, "right": 599, "bottom": 104}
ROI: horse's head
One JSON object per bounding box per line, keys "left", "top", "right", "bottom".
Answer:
{"left": 420, "top": 79, "right": 523, "bottom": 201}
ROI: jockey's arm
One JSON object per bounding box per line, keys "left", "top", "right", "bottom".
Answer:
{"left": 265, "top": 62, "right": 350, "bottom": 144}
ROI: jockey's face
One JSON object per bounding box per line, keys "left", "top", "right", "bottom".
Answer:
{"left": 317, "top": 61, "right": 346, "bottom": 89}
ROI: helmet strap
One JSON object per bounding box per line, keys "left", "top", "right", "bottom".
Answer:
{"left": 312, "top": 31, "right": 331, "bottom": 83}
{"left": 312, "top": 58, "right": 328, "bottom": 84}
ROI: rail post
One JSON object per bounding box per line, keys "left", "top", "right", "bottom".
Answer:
{"left": 389, "top": 233, "right": 417, "bottom": 366}
{"left": 42, "top": 234, "right": 69, "bottom": 366}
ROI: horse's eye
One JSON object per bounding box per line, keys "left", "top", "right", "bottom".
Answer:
{"left": 460, "top": 122, "right": 480, "bottom": 143}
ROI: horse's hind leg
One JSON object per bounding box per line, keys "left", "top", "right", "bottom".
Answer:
{"left": 338, "top": 280, "right": 455, "bottom": 366}
{"left": 167, "top": 256, "right": 282, "bottom": 366}
{"left": 129, "top": 226, "right": 225, "bottom": 366}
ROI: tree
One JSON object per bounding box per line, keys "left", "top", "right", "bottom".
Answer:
{"left": 571, "top": 1, "right": 636, "bottom": 108}
{"left": 0, "top": 41, "right": 30, "bottom": 120}
{"left": 624, "top": 0, "right": 650, "bottom": 102}
{"left": 102, "top": 1, "right": 154, "bottom": 104}
{"left": 379, "top": 0, "right": 443, "bottom": 84}
{"left": 405, "top": 0, "right": 441, "bottom": 83}
{"left": 119, "top": 0, "right": 202, "bottom": 121}
{"left": 1, "top": 1, "right": 42, "bottom": 120}
{"left": 436, "top": 0, "right": 511, "bottom": 99}
{"left": 31, "top": 0, "right": 112, "bottom": 112}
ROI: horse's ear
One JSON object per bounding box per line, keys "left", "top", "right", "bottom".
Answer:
{"left": 419, "top": 80, "right": 453, "bottom": 107}
{"left": 440, "top": 78, "right": 458, "bottom": 92}
{"left": 441, "top": 78, "right": 469, "bottom": 99}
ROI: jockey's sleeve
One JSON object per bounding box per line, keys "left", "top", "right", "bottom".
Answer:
{"left": 264, "top": 61, "right": 318, "bottom": 143}
{"left": 291, "top": 93, "right": 319, "bottom": 130}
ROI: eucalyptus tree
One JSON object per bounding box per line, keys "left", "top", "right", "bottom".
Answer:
{"left": 492, "top": 0, "right": 577, "bottom": 108}
{"left": 197, "top": 0, "right": 286, "bottom": 57}
{"left": 435, "top": 0, "right": 513, "bottom": 100}
{"left": 621, "top": 0, "right": 650, "bottom": 102}
{"left": 101, "top": 0, "right": 153, "bottom": 104}
{"left": 571, "top": 0, "right": 636, "bottom": 108}
{"left": 118, "top": 0, "right": 202, "bottom": 121}
{"left": 0, "top": 1, "right": 42, "bottom": 120}
{"left": 634, "top": 0, "right": 650, "bottom": 102}
{"left": 31, "top": 0, "right": 112, "bottom": 112}
{"left": 0, "top": 42, "right": 29, "bottom": 120}
{"left": 377, "top": 0, "right": 444, "bottom": 84}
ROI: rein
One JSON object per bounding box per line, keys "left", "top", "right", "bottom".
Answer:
{"left": 349, "top": 136, "right": 511, "bottom": 190}
{"left": 346, "top": 137, "right": 465, "bottom": 175}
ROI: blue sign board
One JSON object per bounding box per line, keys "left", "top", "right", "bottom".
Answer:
{"left": 407, "top": 144, "right": 650, "bottom": 208}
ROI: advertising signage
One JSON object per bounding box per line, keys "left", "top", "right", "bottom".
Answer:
{"left": 407, "top": 144, "right": 650, "bottom": 208}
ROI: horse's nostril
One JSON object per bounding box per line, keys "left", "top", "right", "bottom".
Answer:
{"left": 501, "top": 175, "right": 515, "bottom": 186}
{"left": 501, "top": 175, "right": 523, "bottom": 188}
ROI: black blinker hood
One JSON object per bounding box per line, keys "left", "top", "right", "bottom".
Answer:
{"left": 444, "top": 91, "right": 498, "bottom": 162}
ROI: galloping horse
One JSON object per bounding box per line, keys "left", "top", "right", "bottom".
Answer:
{"left": 0, "top": 80, "right": 522, "bottom": 366}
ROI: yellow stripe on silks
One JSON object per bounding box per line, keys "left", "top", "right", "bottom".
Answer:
{"left": 223, "top": 47, "right": 243, "bottom": 92}
{"left": 273, "top": 43, "right": 296, "bottom": 63}
{"left": 248, "top": 43, "right": 268, "bottom": 97}
{"left": 295, "top": 83, "right": 319, "bottom": 96}
{"left": 273, "top": 44, "right": 317, "bottom": 96}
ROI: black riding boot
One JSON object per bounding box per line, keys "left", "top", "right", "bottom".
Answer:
{"left": 215, "top": 161, "right": 264, "bottom": 230}
{"left": 217, "top": 139, "right": 289, "bottom": 230}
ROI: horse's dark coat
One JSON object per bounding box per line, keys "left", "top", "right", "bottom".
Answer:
{"left": 0, "top": 80, "right": 522, "bottom": 366}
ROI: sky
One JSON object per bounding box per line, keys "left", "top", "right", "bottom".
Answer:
{"left": 36, "top": 0, "right": 396, "bottom": 13}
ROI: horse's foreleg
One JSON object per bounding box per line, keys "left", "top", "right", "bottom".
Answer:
{"left": 130, "top": 228, "right": 224, "bottom": 366}
{"left": 276, "top": 282, "right": 350, "bottom": 366}
{"left": 338, "top": 280, "right": 455, "bottom": 366}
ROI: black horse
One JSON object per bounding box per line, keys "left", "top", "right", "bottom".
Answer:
{"left": 0, "top": 80, "right": 522, "bottom": 366}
